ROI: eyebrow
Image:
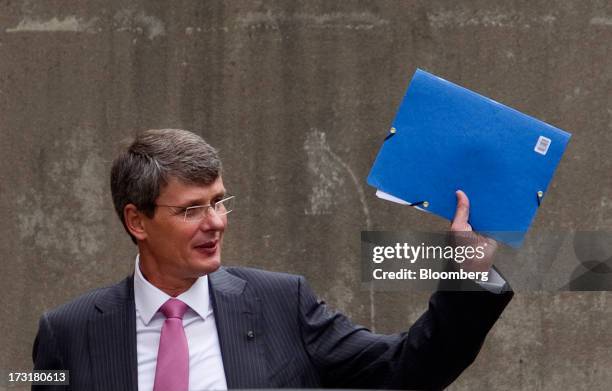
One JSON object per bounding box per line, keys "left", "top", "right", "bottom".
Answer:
{"left": 180, "top": 190, "right": 227, "bottom": 207}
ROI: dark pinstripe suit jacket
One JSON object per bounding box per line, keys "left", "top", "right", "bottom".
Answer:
{"left": 33, "top": 266, "right": 512, "bottom": 390}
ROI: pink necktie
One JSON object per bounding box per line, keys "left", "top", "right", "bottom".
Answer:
{"left": 153, "top": 298, "right": 189, "bottom": 391}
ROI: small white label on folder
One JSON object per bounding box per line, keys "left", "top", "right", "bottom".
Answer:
{"left": 534, "top": 136, "right": 551, "bottom": 155}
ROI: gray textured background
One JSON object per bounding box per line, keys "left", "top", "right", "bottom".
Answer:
{"left": 1, "top": 1, "right": 611, "bottom": 390}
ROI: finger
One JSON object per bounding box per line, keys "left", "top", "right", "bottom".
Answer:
{"left": 451, "top": 190, "right": 470, "bottom": 230}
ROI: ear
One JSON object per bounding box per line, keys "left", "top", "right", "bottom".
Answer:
{"left": 124, "top": 204, "right": 148, "bottom": 241}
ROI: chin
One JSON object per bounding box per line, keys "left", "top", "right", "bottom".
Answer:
{"left": 191, "top": 254, "right": 222, "bottom": 275}
{"left": 190, "top": 243, "right": 223, "bottom": 274}
{"left": 205, "top": 258, "right": 222, "bottom": 273}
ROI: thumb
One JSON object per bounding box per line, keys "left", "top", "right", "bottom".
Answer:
{"left": 451, "top": 190, "right": 471, "bottom": 231}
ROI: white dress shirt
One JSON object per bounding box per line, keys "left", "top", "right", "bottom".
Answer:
{"left": 476, "top": 267, "right": 507, "bottom": 294}
{"left": 134, "top": 255, "right": 228, "bottom": 391}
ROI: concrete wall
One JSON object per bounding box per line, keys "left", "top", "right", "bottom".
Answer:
{"left": 1, "top": 1, "right": 610, "bottom": 389}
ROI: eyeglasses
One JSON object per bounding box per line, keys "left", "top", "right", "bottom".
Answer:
{"left": 156, "top": 195, "right": 235, "bottom": 222}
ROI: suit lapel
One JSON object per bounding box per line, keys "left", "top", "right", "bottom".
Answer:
{"left": 88, "top": 276, "right": 138, "bottom": 391}
{"left": 85, "top": 270, "right": 267, "bottom": 390}
{"left": 209, "top": 268, "right": 267, "bottom": 388}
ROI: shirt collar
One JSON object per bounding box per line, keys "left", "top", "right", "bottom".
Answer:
{"left": 133, "top": 254, "right": 211, "bottom": 325}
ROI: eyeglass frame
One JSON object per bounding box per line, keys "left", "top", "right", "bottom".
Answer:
{"left": 155, "top": 195, "right": 235, "bottom": 222}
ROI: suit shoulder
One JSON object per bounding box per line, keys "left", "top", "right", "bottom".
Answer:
{"left": 223, "top": 265, "right": 302, "bottom": 280}
{"left": 43, "top": 277, "right": 130, "bottom": 325}
{"left": 222, "top": 266, "right": 304, "bottom": 289}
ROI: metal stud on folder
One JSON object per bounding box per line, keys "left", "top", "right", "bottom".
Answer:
{"left": 384, "top": 127, "right": 397, "bottom": 141}
{"left": 537, "top": 191, "right": 544, "bottom": 206}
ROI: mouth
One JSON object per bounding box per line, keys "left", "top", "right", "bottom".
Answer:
{"left": 194, "top": 239, "right": 219, "bottom": 255}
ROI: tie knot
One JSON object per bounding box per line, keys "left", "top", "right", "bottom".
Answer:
{"left": 159, "top": 298, "right": 188, "bottom": 319}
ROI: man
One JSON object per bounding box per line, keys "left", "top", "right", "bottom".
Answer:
{"left": 33, "top": 128, "right": 512, "bottom": 390}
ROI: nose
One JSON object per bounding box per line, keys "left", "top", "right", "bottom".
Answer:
{"left": 198, "top": 208, "right": 226, "bottom": 231}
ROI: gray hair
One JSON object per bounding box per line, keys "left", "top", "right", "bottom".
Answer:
{"left": 110, "top": 129, "right": 222, "bottom": 243}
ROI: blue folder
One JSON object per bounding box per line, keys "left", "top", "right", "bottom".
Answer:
{"left": 367, "top": 69, "right": 571, "bottom": 247}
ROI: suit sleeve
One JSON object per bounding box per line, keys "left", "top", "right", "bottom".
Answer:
{"left": 32, "top": 313, "right": 69, "bottom": 391}
{"left": 298, "top": 276, "right": 513, "bottom": 390}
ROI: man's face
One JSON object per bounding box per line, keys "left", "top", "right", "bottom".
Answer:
{"left": 139, "top": 175, "right": 227, "bottom": 280}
